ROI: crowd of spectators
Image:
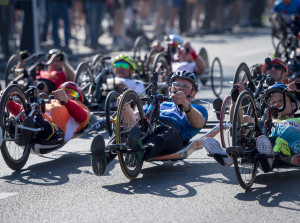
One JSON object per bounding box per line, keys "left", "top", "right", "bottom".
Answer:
{"left": 0, "top": 0, "right": 275, "bottom": 61}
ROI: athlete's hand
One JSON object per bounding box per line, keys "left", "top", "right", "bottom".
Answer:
{"left": 288, "top": 81, "right": 300, "bottom": 92}
{"left": 171, "top": 90, "right": 189, "bottom": 110}
{"left": 53, "top": 89, "right": 68, "bottom": 104}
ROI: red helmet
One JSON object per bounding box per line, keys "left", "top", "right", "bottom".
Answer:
{"left": 264, "top": 57, "right": 287, "bottom": 72}
{"left": 58, "top": 81, "right": 84, "bottom": 103}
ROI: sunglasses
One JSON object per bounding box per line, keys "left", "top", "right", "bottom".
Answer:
{"left": 113, "top": 61, "right": 131, "bottom": 69}
{"left": 266, "top": 64, "right": 282, "bottom": 71}
{"left": 172, "top": 82, "right": 193, "bottom": 91}
{"left": 61, "top": 87, "right": 79, "bottom": 99}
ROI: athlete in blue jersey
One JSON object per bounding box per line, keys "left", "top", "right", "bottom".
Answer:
{"left": 204, "top": 83, "right": 300, "bottom": 170}
{"left": 90, "top": 71, "right": 207, "bottom": 175}
{"left": 273, "top": 0, "right": 300, "bottom": 15}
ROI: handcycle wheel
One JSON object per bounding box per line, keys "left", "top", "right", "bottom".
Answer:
{"left": 232, "top": 90, "right": 259, "bottom": 190}
{"left": 199, "top": 47, "right": 209, "bottom": 85}
{"left": 115, "top": 89, "right": 145, "bottom": 179}
{"left": 210, "top": 57, "right": 223, "bottom": 97}
{"left": 151, "top": 52, "right": 170, "bottom": 95}
{"left": 233, "top": 62, "right": 253, "bottom": 84}
{"left": 75, "top": 62, "right": 95, "bottom": 105}
{"left": 91, "top": 54, "right": 105, "bottom": 76}
{"left": 5, "top": 54, "right": 19, "bottom": 87}
{"left": 274, "top": 40, "right": 288, "bottom": 63}
{"left": 220, "top": 96, "right": 232, "bottom": 149}
{"left": 145, "top": 48, "right": 159, "bottom": 82}
{"left": 105, "top": 91, "right": 120, "bottom": 137}
{"left": 133, "top": 36, "right": 150, "bottom": 63}
{"left": 0, "top": 84, "right": 30, "bottom": 171}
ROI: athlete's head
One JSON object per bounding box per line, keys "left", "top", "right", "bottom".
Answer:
{"left": 170, "top": 70, "right": 199, "bottom": 101}
{"left": 58, "top": 81, "right": 84, "bottom": 103}
{"left": 264, "top": 57, "right": 288, "bottom": 83}
{"left": 112, "top": 54, "right": 136, "bottom": 78}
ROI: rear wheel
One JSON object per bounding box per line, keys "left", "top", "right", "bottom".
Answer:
{"left": 0, "top": 84, "right": 30, "bottom": 171}
{"left": 210, "top": 57, "right": 223, "bottom": 97}
{"left": 133, "top": 36, "right": 150, "bottom": 63}
{"left": 115, "top": 89, "right": 145, "bottom": 179}
{"left": 220, "top": 96, "right": 232, "bottom": 149}
{"left": 274, "top": 40, "right": 288, "bottom": 63}
{"left": 232, "top": 90, "right": 259, "bottom": 190}
{"left": 91, "top": 54, "right": 105, "bottom": 76}
{"left": 105, "top": 91, "right": 120, "bottom": 137}
{"left": 5, "top": 54, "right": 19, "bottom": 87}
{"left": 151, "top": 53, "right": 170, "bottom": 95}
{"left": 75, "top": 62, "right": 95, "bottom": 107}
{"left": 233, "top": 62, "right": 253, "bottom": 84}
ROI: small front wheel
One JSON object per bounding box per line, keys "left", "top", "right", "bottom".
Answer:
{"left": 210, "top": 57, "right": 223, "bottom": 97}
{"left": 115, "top": 89, "right": 145, "bottom": 179}
{"left": 0, "top": 84, "right": 30, "bottom": 170}
{"left": 220, "top": 95, "right": 232, "bottom": 149}
{"left": 105, "top": 91, "right": 120, "bottom": 137}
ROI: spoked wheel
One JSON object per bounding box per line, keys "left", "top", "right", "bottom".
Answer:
{"left": 220, "top": 96, "right": 232, "bottom": 149}
{"left": 210, "top": 57, "right": 223, "bottom": 97}
{"left": 232, "top": 90, "right": 259, "bottom": 190}
{"left": 115, "top": 89, "right": 145, "bottom": 179}
{"left": 91, "top": 54, "right": 105, "bottom": 76}
{"left": 145, "top": 48, "right": 159, "bottom": 82}
{"left": 75, "top": 62, "right": 95, "bottom": 106}
{"left": 199, "top": 47, "right": 209, "bottom": 85}
{"left": 133, "top": 36, "right": 150, "bottom": 63}
{"left": 151, "top": 52, "right": 170, "bottom": 95}
{"left": 105, "top": 91, "right": 120, "bottom": 137}
{"left": 233, "top": 62, "right": 253, "bottom": 84}
{"left": 274, "top": 40, "right": 288, "bottom": 63}
{"left": 0, "top": 84, "right": 30, "bottom": 171}
{"left": 5, "top": 54, "right": 20, "bottom": 87}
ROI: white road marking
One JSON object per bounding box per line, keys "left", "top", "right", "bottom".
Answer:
{"left": 0, "top": 192, "right": 18, "bottom": 200}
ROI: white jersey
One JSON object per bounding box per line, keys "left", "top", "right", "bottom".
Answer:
{"left": 172, "top": 61, "right": 196, "bottom": 73}
{"left": 107, "top": 77, "right": 145, "bottom": 95}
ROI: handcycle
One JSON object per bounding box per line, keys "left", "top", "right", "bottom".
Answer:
{"left": 132, "top": 36, "right": 223, "bottom": 97}
{"left": 90, "top": 72, "right": 225, "bottom": 179}
{"left": 223, "top": 88, "right": 300, "bottom": 190}
{"left": 0, "top": 83, "right": 104, "bottom": 171}
{"left": 5, "top": 52, "right": 46, "bottom": 90}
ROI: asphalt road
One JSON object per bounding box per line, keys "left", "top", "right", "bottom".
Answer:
{"left": 1, "top": 28, "right": 300, "bottom": 223}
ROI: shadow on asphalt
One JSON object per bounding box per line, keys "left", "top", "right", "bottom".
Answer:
{"left": 235, "top": 169, "right": 300, "bottom": 211}
{"left": 103, "top": 161, "right": 236, "bottom": 198}
{"left": 1, "top": 151, "right": 92, "bottom": 186}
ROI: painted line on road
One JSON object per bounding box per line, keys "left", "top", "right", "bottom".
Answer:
{"left": 0, "top": 192, "right": 18, "bottom": 200}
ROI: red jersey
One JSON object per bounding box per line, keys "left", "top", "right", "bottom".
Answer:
{"left": 37, "top": 70, "right": 67, "bottom": 89}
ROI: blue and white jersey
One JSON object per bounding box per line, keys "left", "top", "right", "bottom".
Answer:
{"left": 144, "top": 102, "right": 208, "bottom": 142}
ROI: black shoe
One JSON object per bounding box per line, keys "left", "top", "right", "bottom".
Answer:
{"left": 19, "top": 116, "right": 35, "bottom": 146}
{"left": 91, "top": 134, "right": 107, "bottom": 176}
{"left": 128, "top": 126, "right": 141, "bottom": 149}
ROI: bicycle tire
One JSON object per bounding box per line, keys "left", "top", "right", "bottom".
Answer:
{"left": 151, "top": 52, "right": 170, "bottom": 95}
{"left": 105, "top": 91, "right": 120, "bottom": 137}
{"left": 5, "top": 54, "right": 19, "bottom": 87}
{"left": 145, "top": 48, "right": 159, "bottom": 82}
{"left": 75, "top": 62, "right": 95, "bottom": 106}
{"left": 91, "top": 54, "right": 104, "bottom": 76}
{"left": 0, "top": 84, "right": 31, "bottom": 170}
{"left": 233, "top": 62, "right": 253, "bottom": 84}
{"left": 115, "top": 89, "right": 145, "bottom": 179}
{"left": 220, "top": 95, "right": 232, "bottom": 149}
{"left": 133, "top": 36, "right": 150, "bottom": 62}
{"left": 274, "top": 40, "right": 288, "bottom": 63}
{"left": 210, "top": 57, "right": 223, "bottom": 97}
{"left": 232, "top": 90, "right": 259, "bottom": 190}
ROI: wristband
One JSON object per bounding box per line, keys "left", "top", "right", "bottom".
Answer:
{"left": 190, "top": 51, "right": 198, "bottom": 60}
{"left": 185, "top": 103, "right": 192, "bottom": 113}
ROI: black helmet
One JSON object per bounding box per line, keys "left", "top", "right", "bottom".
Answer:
{"left": 45, "top": 49, "right": 64, "bottom": 65}
{"left": 266, "top": 83, "right": 299, "bottom": 113}
{"left": 170, "top": 70, "right": 199, "bottom": 91}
